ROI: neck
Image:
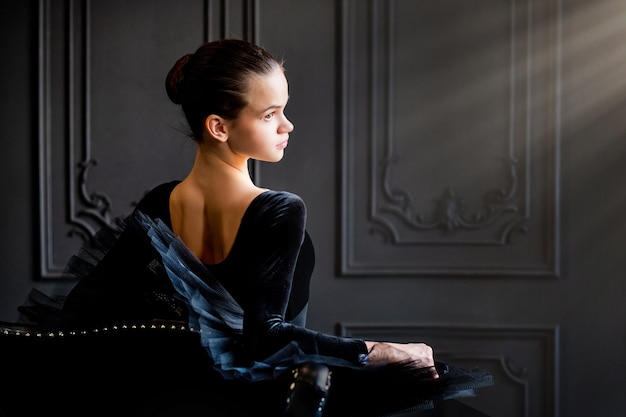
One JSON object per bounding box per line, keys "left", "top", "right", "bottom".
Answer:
{"left": 187, "top": 146, "right": 255, "bottom": 188}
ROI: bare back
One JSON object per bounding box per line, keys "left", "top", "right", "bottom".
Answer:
{"left": 169, "top": 179, "right": 267, "bottom": 265}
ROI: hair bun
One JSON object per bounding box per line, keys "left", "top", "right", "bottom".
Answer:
{"left": 165, "top": 53, "right": 192, "bottom": 104}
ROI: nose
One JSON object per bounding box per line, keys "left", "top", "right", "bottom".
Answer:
{"left": 280, "top": 115, "right": 294, "bottom": 133}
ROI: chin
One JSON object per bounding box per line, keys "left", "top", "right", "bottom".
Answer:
{"left": 258, "top": 154, "right": 284, "bottom": 163}
{"left": 270, "top": 151, "right": 286, "bottom": 162}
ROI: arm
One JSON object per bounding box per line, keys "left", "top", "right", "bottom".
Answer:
{"left": 240, "top": 192, "right": 437, "bottom": 377}
{"left": 241, "top": 192, "right": 367, "bottom": 366}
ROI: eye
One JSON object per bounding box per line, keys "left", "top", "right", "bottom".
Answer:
{"left": 263, "top": 112, "right": 275, "bottom": 121}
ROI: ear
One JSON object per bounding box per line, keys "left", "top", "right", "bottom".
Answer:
{"left": 204, "top": 115, "right": 229, "bottom": 143}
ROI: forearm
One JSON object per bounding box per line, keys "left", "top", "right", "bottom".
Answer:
{"left": 247, "top": 315, "right": 368, "bottom": 366}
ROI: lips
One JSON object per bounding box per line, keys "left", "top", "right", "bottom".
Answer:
{"left": 277, "top": 140, "right": 289, "bottom": 149}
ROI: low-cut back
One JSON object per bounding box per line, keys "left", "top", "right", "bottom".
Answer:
{"left": 168, "top": 180, "right": 268, "bottom": 265}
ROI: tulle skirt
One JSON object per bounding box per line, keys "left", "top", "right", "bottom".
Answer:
{"left": 132, "top": 211, "right": 494, "bottom": 416}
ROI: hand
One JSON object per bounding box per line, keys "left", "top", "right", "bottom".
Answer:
{"left": 365, "top": 341, "right": 439, "bottom": 379}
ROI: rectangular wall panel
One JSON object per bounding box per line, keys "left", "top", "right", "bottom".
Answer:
{"left": 338, "top": 322, "right": 560, "bottom": 417}
{"left": 340, "top": 0, "right": 561, "bottom": 277}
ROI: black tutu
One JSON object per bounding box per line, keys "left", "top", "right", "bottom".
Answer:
{"left": 133, "top": 211, "right": 494, "bottom": 415}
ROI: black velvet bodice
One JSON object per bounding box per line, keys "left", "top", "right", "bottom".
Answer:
{"left": 135, "top": 181, "right": 313, "bottom": 325}
{"left": 137, "top": 181, "right": 365, "bottom": 364}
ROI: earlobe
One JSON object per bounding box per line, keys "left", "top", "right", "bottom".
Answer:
{"left": 205, "top": 115, "right": 228, "bottom": 142}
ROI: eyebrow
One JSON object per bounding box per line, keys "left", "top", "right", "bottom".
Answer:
{"left": 260, "top": 104, "right": 281, "bottom": 113}
{"left": 260, "top": 96, "right": 290, "bottom": 113}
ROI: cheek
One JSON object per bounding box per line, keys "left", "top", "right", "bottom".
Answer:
{"left": 228, "top": 126, "right": 267, "bottom": 154}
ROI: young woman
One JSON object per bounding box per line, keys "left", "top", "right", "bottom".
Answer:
{"left": 17, "top": 39, "right": 493, "bottom": 416}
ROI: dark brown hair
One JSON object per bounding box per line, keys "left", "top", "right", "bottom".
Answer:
{"left": 165, "top": 39, "right": 284, "bottom": 142}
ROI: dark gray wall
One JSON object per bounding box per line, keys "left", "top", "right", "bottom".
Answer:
{"left": 2, "top": 1, "right": 625, "bottom": 416}
{"left": 1, "top": 1, "right": 39, "bottom": 323}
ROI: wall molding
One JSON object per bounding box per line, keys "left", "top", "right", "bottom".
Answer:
{"left": 340, "top": 0, "right": 562, "bottom": 277}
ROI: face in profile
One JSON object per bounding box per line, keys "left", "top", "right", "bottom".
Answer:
{"left": 225, "top": 67, "right": 295, "bottom": 163}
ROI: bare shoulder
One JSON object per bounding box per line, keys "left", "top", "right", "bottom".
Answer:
{"left": 170, "top": 180, "right": 201, "bottom": 205}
